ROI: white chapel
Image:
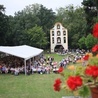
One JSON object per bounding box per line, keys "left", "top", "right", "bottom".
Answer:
{"left": 50, "top": 22, "right": 68, "bottom": 53}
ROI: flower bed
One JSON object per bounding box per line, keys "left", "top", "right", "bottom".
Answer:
{"left": 53, "top": 23, "right": 98, "bottom": 98}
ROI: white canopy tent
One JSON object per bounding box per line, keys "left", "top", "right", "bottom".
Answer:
{"left": 0, "top": 45, "right": 43, "bottom": 75}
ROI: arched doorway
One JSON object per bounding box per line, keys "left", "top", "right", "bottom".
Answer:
{"left": 54, "top": 45, "right": 64, "bottom": 53}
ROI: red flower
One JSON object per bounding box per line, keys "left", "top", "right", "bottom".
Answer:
{"left": 67, "top": 76, "right": 82, "bottom": 90}
{"left": 85, "top": 65, "right": 98, "bottom": 79}
{"left": 58, "top": 67, "right": 64, "bottom": 73}
{"left": 53, "top": 78, "right": 62, "bottom": 91}
{"left": 92, "top": 44, "right": 98, "bottom": 53}
{"left": 83, "top": 54, "right": 89, "bottom": 61}
{"left": 93, "top": 23, "right": 98, "bottom": 38}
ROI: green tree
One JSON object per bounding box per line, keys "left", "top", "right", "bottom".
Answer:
{"left": 0, "top": 5, "right": 9, "bottom": 45}
{"left": 8, "top": 4, "right": 56, "bottom": 48}
{"left": 85, "top": 34, "right": 97, "bottom": 49}
{"left": 27, "top": 25, "right": 48, "bottom": 49}
{"left": 22, "top": 4, "right": 56, "bottom": 47}
{"left": 78, "top": 36, "right": 86, "bottom": 49}
{"left": 82, "top": 0, "right": 98, "bottom": 34}
{"left": 37, "top": 5, "right": 56, "bottom": 47}
{"left": 7, "top": 4, "right": 41, "bottom": 46}
{"left": 56, "top": 5, "right": 86, "bottom": 48}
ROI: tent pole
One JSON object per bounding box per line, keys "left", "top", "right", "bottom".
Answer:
{"left": 30, "top": 58, "right": 31, "bottom": 70}
{"left": 24, "top": 59, "right": 26, "bottom": 75}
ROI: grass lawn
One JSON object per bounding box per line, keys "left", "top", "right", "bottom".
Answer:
{"left": 45, "top": 53, "right": 67, "bottom": 62}
{"left": 0, "top": 53, "right": 84, "bottom": 98}
{"left": 0, "top": 73, "right": 67, "bottom": 98}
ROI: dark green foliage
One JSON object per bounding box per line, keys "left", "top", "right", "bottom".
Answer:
{"left": 1, "top": 1, "right": 98, "bottom": 49}
{"left": 5, "top": 4, "right": 56, "bottom": 48}
{"left": 82, "top": 0, "right": 98, "bottom": 34}
{"left": 79, "top": 86, "right": 89, "bottom": 98}
{"left": 85, "top": 34, "right": 97, "bottom": 49}
{"left": 36, "top": 5, "right": 56, "bottom": 47}
{"left": 0, "top": 5, "right": 9, "bottom": 45}
{"left": 78, "top": 37, "right": 86, "bottom": 49}
{"left": 56, "top": 5, "right": 87, "bottom": 48}
{"left": 27, "top": 25, "right": 48, "bottom": 48}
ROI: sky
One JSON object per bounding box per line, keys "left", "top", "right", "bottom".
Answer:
{"left": 0, "top": 0, "right": 83, "bottom": 16}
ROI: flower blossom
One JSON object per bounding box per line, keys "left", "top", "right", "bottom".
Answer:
{"left": 58, "top": 67, "right": 64, "bottom": 73}
{"left": 83, "top": 54, "right": 89, "bottom": 61}
{"left": 67, "top": 76, "right": 83, "bottom": 90}
{"left": 92, "top": 44, "right": 98, "bottom": 53}
{"left": 93, "top": 23, "right": 98, "bottom": 38}
{"left": 85, "top": 65, "right": 98, "bottom": 79}
{"left": 53, "top": 78, "right": 62, "bottom": 91}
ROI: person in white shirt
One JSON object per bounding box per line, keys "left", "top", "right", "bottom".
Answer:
{"left": 14, "top": 67, "right": 19, "bottom": 76}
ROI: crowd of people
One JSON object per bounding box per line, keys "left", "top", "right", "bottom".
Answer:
{"left": 0, "top": 49, "right": 87, "bottom": 76}
{"left": 0, "top": 55, "right": 56, "bottom": 75}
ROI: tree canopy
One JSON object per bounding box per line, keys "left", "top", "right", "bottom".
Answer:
{"left": 0, "top": 5, "right": 9, "bottom": 45}
{"left": 1, "top": 1, "right": 98, "bottom": 50}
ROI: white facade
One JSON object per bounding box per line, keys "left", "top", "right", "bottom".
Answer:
{"left": 50, "top": 22, "right": 68, "bottom": 52}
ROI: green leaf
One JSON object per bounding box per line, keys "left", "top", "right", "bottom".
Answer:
{"left": 79, "top": 86, "right": 89, "bottom": 97}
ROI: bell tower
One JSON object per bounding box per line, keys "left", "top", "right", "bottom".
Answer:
{"left": 50, "top": 22, "right": 68, "bottom": 53}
